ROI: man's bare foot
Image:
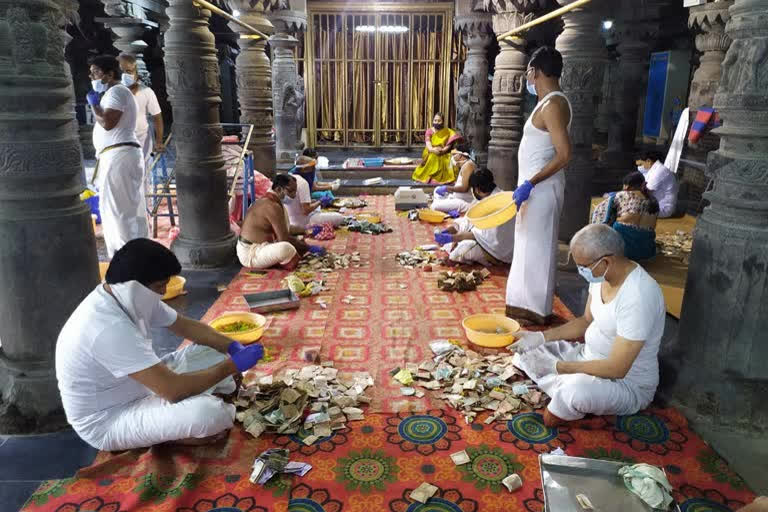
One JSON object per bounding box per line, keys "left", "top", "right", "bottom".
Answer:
{"left": 542, "top": 408, "right": 566, "bottom": 428}
{"left": 164, "top": 429, "right": 229, "bottom": 447}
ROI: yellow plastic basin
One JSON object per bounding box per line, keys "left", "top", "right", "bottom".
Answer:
{"left": 209, "top": 312, "right": 267, "bottom": 344}
{"left": 462, "top": 314, "right": 521, "bottom": 348}
{"left": 418, "top": 209, "right": 448, "bottom": 224}
{"left": 163, "top": 275, "right": 186, "bottom": 300}
{"left": 466, "top": 191, "right": 517, "bottom": 229}
{"left": 356, "top": 213, "right": 381, "bottom": 224}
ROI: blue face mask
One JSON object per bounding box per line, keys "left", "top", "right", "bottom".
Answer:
{"left": 526, "top": 81, "right": 537, "bottom": 97}
{"left": 577, "top": 260, "right": 607, "bottom": 284}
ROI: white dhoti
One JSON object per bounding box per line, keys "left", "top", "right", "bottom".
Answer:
{"left": 95, "top": 345, "right": 235, "bottom": 451}
{"left": 431, "top": 195, "right": 471, "bottom": 214}
{"left": 443, "top": 195, "right": 515, "bottom": 265}
{"left": 304, "top": 211, "right": 345, "bottom": 229}
{"left": 136, "top": 129, "right": 153, "bottom": 169}
{"left": 515, "top": 341, "right": 652, "bottom": 421}
{"left": 96, "top": 146, "right": 149, "bottom": 258}
{"left": 236, "top": 239, "right": 297, "bottom": 269}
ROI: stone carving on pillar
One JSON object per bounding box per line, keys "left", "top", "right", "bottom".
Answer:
{"left": 228, "top": 0, "right": 278, "bottom": 174}
{"left": 96, "top": 1, "right": 159, "bottom": 83}
{"left": 688, "top": 1, "right": 733, "bottom": 110}
{"left": 0, "top": 0, "right": 100, "bottom": 433}
{"left": 455, "top": 9, "right": 493, "bottom": 167}
{"left": 164, "top": 0, "right": 236, "bottom": 267}
{"left": 556, "top": 0, "right": 608, "bottom": 241}
{"left": 662, "top": 0, "right": 768, "bottom": 433}
{"left": 595, "top": 56, "right": 617, "bottom": 137}
{"left": 480, "top": 0, "right": 546, "bottom": 190}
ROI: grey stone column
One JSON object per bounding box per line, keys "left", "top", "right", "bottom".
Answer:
{"left": 455, "top": 11, "right": 493, "bottom": 168}
{"left": 164, "top": 0, "right": 236, "bottom": 267}
{"left": 229, "top": 3, "right": 275, "bottom": 174}
{"left": 556, "top": 0, "right": 608, "bottom": 241}
{"left": 96, "top": 2, "right": 158, "bottom": 82}
{"left": 663, "top": 0, "right": 768, "bottom": 433}
{"left": 484, "top": 0, "right": 546, "bottom": 191}
{"left": 0, "top": 0, "right": 100, "bottom": 433}
{"left": 594, "top": 57, "right": 617, "bottom": 139}
{"left": 688, "top": 1, "right": 732, "bottom": 110}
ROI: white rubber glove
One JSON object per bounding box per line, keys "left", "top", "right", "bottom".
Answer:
{"left": 518, "top": 350, "right": 558, "bottom": 380}
{"left": 509, "top": 330, "right": 546, "bottom": 353}
{"left": 331, "top": 179, "right": 341, "bottom": 191}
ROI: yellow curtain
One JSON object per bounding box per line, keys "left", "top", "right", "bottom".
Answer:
{"left": 410, "top": 27, "right": 440, "bottom": 145}
{"left": 316, "top": 18, "right": 344, "bottom": 143}
{"left": 350, "top": 29, "right": 374, "bottom": 144}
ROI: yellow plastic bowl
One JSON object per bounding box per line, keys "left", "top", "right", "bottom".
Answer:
{"left": 163, "top": 275, "right": 186, "bottom": 300}
{"left": 462, "top": 314, "right": 521, "bottom": 348}
{"left": 418, "top": 209, "right": 448, "bottom": 224}
{"left": 356, "top": 213, "right": 381, "bottom": 224}
{"left": 466, "top": 191, "right": 517, "bottom": 229}
{"left": 209, "top": 312, "right": 267, "bottom": 344}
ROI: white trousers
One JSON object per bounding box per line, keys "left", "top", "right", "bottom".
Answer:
{"left": 431, "top": 195, "right": 471, "bottom": 214}
{"left": 97, "top": 345, "right": 236, "bottom": 451}
{"left": 505, "top": 178, "right": 564, "bottom": 316}
{"left": 519, "top": 341, "right": 651, "bottom": 421}
{"left": 96, "top": 147, "right": 149, "bottom": 258}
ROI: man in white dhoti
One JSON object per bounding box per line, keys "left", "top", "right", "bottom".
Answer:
{"left": 506, "top": 46, "right": 573, "bottom": 325}
{"left": 511, "top": 224, "right": 665, "bottom": 427}
{"left": 435, "top": 168, "right": 515, "bottom": 265}
{"left": 88, "top": 55, "right": 149, "bottom": 258}
{"left": 431, "top": 142, "right": 477, "bottom": 216}
{"left": 284, "top": 171, "right": 344, "bottom": 235}
{"left": 118, "top": 54, "right": 165, "bottom": 168}
{"left": 56, "top": 239, "right": 265, "bottom": 451}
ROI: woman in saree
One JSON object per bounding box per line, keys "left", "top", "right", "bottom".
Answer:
{"left": 412, "top": 113, "right": 463, "bottom": 184}
{"left": 591, "top": 171, "right": 659, "bottom": 261}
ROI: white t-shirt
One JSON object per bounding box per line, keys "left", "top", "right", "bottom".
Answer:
{"left": 642, "top": 161, "right": 678, "bottom": 215}
{"left": 132, "top": 85, "right": 162, "bottom": 136}
{"left": 585, "top": 265, "right": 665, "bottom": 396}
{"left": 92, "top": 83, "right": 139, "bottom": 154}
{"left": 55, "top": 285, "right": 177, "bottom": 444}
{"left": 284, "top": 174, "right": 317, "bottom": 229}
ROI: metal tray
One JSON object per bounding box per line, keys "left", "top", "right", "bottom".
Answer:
{"left": 539, "top": 454, "right": 652, "bottom": 512}
{"left": 244, "top": 289, "right": 301, "bottom": 313}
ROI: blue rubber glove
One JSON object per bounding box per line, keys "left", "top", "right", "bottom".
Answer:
{"left": 230, "top": 343, "right": 264, "bottom": 372}
{"left": 320, "top": 195, "right": 333, "bottom": 208}
{"left": 227, "top": 341, "right": 245, "bottom": 356}
{"left": 86, "top": 90, "right": 101, "bottom": 106}
{"left": 308, "top": 245, "right": 326, "bottom": 255}
{"left": 435, "top": 231, "right": 454, "bottom": 245}
{"left": 513, "top": 180, "right": 534, "bottom": 208}
{"left": 310, "top": 225, "right": 323, "bottom": 237}
{"left": 435, "top": 185, "right": 449, "bottom": 197}
{"left": 447, "top": 209, "right": 460, "bottom": 219}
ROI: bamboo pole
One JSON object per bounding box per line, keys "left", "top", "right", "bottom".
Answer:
{"left": 192, "top": 0, "right": 269, "bottom": 40}
{"left": 497, "top": 0, "right": 593, "bottom": 43}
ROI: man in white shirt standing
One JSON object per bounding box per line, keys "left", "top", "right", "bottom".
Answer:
{"left": 88, "top": 55, "right": 149, "bottom": 258}
{"left": 118, "top": 54, "right": 164, "bottom": 167}
{"left": 56, "top": 239, "right": 265, "bottom": 451}
{"left": 636, "top": 151, "right": 679, "bottom": 218}
{"left": 511, "top": 224, "right": 666, "bottom": 427}
{"left": 284, "top": 171, "right": 344, "bottom": 234}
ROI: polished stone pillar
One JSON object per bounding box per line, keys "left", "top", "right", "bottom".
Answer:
{"left": 455, "top": 11, "right": 493, "bottom": 167}
{"left": 485, "top": 0, "right": 545, "bottom": 190}
{"left": 0, "top": 0, "right": 100, "bottom": 433}
{"left": 229, "top": 2, "right": 275, "bottom": 173}
{"left": 664, "top": 0, "right": 768, "bottom": 433}
{"left": 688, "top": 0, "right": 733, "bottom": 110}
{"left": 164, "top": 0, "right": 236, "bottom": 267}
{"left": 556, "top": 0, "right": 608, "bottom": 241}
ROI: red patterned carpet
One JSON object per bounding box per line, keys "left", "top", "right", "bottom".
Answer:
{"left": 24, "top": 197, "right": 756, "bottom": 511}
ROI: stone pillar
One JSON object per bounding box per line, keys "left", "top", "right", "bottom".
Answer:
{"left": 164, "top": 0, "right": 236, "bottom": 267}
{"left": 556, "top": 0, "right": 608, "bottom": 241}
{"left": 688, "top": 1, "right": 732, "bottom": 111}
{"left": 454, "top": 11, "right": 493, "bottom": 167}
{"left": 663, "top": 0, "right": 768, "bottom": 433}
{"left": 0, "top": 0, "right": 100, "bottom": 433}
{"left": 594, "top": 57, "right": 617, "bottom": 138}
{"left": 484, "top": 0, "right": 546, "bottom": 190}
{"left": 229, "top": 2, "right": 275, "bottom": 173}
{"left": 96, "top": 1, "right": 158, "bottom": 82}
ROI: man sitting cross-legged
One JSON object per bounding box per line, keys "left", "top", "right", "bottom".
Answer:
{"left": 511, "top": 224, "right": 665, "bottom": 427}
{"left": 56, "top": 239, "right": 265, "bottom": 451}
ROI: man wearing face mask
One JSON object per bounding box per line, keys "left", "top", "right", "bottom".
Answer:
{"left": 505, "top": 46, "right": 573, "bottom": 326}
{"left": 56, "top": 239, "right": 265, "bottom": 451}
{"left": 117, "top": 54, "right": 164, "bottom": 167}
{"left": 237, "top": 173, "right": 323, "bottom": 270}
{"left": 431, "top": 142, "right": 477, "bottom": 216}
{"left": 435, "top": 168, "right": 515, "bottom": 266}
{"left": 635, "top": 151, "right": 679, "bottom": 218}
{"left": 509, "top": 224, "right": 665, "bottom": 427}
{"left": 87, "top": 55, "right": 149, "bottom": 258}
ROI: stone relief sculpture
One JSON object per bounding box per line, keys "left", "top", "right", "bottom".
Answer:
{"left": 455, "top": 72, "right": 473, "bottom": 140}
{"left": 281, "top": 76, "right": 305, "bottom": 147}
{"left": 294, "top": 77, "right": 305, "bottom": 144}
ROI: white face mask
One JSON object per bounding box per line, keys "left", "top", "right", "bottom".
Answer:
{"left": 109, "top": 281, "right": 163, "bottom": 338}
{"left": 91, "top": 79, "right": 108, "bottom": 93}
{"left": 121, "top": 73, "right": 136, "bottom": 87}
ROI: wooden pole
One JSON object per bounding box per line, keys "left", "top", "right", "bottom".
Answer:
{"left": 497, "top": 0, "right": 593, "bottom": 43}
{"left": 192, "top": 0, "right": 269, "bottom": 40}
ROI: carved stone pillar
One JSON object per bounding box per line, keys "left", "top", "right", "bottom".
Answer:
{"left": 455, "top": 11, "right": 493, "bottom": 167}
{"left": 663, "top": 0, "right": 768, "bottom": 433}
{"left": 594, "top": 56, "right": 617, "bottom": 138}
{"left": 164, "top": 0, "right": 236, "bottom": 267}
{"left": 688, "top": 1, "right": 732, "bottom": 110}
{"left": 0, "top": 0, "right": 100, "bottom": 433}
{"left": 484, "top": 0, "right": 546, "bottom": 190}
{"left": 96, "top": 1, "right": 158, "bottom": 82}
{"left": 270, "top": 34, "right": 301, "bottom": 167}
{"left": 556, "top": 0, "right": 608, "bottom": 241}
{"left": 229, "top": 2, "right": 275, "bottom": 174}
